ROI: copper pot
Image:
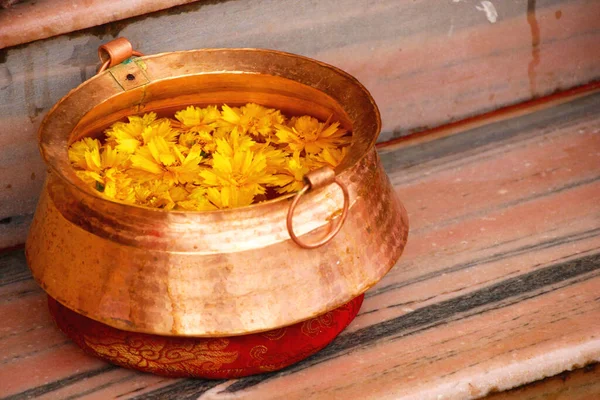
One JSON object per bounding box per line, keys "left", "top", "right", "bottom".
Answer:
{"left": 25, "top": 40, "right": 409, "bottom": 337}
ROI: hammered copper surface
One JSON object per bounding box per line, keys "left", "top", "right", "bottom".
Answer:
{"left": 25, "top": 49, "right": 409, "bottom": 336}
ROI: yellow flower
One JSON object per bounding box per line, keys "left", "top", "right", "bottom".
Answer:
{"left": 199, "top": 145, "right": 276, "bottom": 208}
{"left": 105, "top": 113, "right": 157, "bottom": 151}
{"left": 251, "top": 142, "right": 288, "bottom": 174}
{"left": 307, "top": 146, "right": 349, "bottom": 169}
{"left": 176, "top": 187, "right": 218, "bottom": 211}
{"left": 141, "top": 120, "right": 179, "bottom": 144}
{"left": 69, "top": 103, "right": 351, "bottom": 211}
{"left": 69, "top": 139, "right": 133, "bottom": 201}
{"left": 68, "top": 139, "right": 128, "bottom": 176}
{"left": 173, "top": 106, "right": 220, "bottom": 154}
{"left": 129, "top": 138, "right": 205, "bottom": 185}
{"left": 174, "top": 105, "right": 221, "bottom": 132}
{"left": 74, "top": 168, "right": 134, "bottom": 202}
{"left": 269, "top": 151, "right": 310, "bottom": 194}
{"left": 276, "top": 115, "right": 349, "bottom": 155}
{"left": 214, "top": 127, "right": 256, "bottom": 157}
{"left": 136, "top": 112, "right": 159, "bottom": 126}
{"left": 108, "top": 113, "right": 159, "bottom": 139}
{"left": 133, "top": 182, "right": 201, "bottom": 210}
{"left": 205, "top": 186, "right": 252, "bottom": 209}
{"left": 218, "top": 103, "right": 285, "bottom": 140}
{"left": 169, "top": 185, "right": 190, "bottom": 203}
{"left": 68, "top": 137, "right": 102, "bottom": 170}
{"left": 106, "top": 116, "right": 176, "bottom": 154}
{"left": 178, "top": 130, "right": 216, "bottom": 154}
{"left": 133, "top": 181, "right": 175, "bottom": 209}
{"left": 101, "top": 168, "right": 135, "bottom": 202}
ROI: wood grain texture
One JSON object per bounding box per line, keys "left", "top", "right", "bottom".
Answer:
{"left": 1, "top": 0, "right": 600, "bottom": 249}
{"left": 0, "top": 91, "right": 599, "bottom": 399}
{"left": 0, "top": 0, "right": 199, "bottom": 49}
{"left": 484, "top": 363, "right": 600, "bottom": 400}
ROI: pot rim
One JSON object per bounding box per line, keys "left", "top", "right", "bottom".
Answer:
{"left": 38, "top": 47, "right": 382, "bottom": 216}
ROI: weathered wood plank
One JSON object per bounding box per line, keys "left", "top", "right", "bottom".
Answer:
{"left": 485, "top": 364, "right": 600, "bottom": 400}
{"left": 0, "top": 0, "right": 198, "bottom": 49}
{"left": 1, "top": 0, "right": 599, "bottom": 248}
{"left": 483, "top": 364, "right": 600, "bottom": 399}
{"left": 0, "top": 91, "right": 599, "bottom": 399}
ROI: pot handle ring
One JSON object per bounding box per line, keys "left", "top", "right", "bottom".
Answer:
{"left": 286, "top": 167, "right": 350, "bottom": 249}
{"left": 97, "top": 37, "right": 144, "bottom": 73}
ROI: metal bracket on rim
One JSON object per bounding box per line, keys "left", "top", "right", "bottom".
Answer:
{"left": 97, "top": 37, "right": 148, "bottom": 90}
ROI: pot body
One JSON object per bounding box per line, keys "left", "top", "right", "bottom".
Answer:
{"left": 26, "top": 49, "right": 409, "bottom": 337}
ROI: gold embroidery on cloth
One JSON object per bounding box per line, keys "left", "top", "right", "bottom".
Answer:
{"left": 249, "top": 345, "right": 269, "bottom": 362}
{"left": 261, "top": 327, "right": 287, "bottom": 340}
{"left": 83, "top": 334, "right": 239, "bottom": 372}
{"left": 301, "top": 311, "right": 334, "bottom": 337}
{"left": 249, "top": 345, "right": 282, "bottom": 372}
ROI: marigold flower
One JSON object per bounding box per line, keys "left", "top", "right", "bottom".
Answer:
{"left": 68, "top": 103, "right": 351, "bottom": 211}
{"left": 105, "top": 113, "right": 156, "bottom": 150}
{"left": 133, "top": 181, "right": 175, "bottom": 209}
{"left": 174, "top": 105, "right": 221, "bottom": 133}
{"left": 199, "top": 146, "right": 276, "bottom": 208}
{"left": 68, "top": 137, "right": 102, "bottom": 170}
{"left": 129, "top": 138, "right": 205, "bottom": 185}
{"left": 68, "top": 139, "right": 133, "bottom": 202}
{"left": 218, "top": 103, "right": 284, "bottom": 140}
{"left": 178, "top": 130, "right": 216, "bottom": 154}
{"left": 107, "top": 117, "right": 176, "bottom": 154}
{"left": 276, "top": 115, "right": 349, "bottom": 155}
{"left": 270, "top": 151, "right": 311, "bottom": 194}
{"left": 252, "top": 142, "right": 288, "bottom": 174}
{"left": 176, "top": 187, "right": 218, "bottom": 211}
{"left": 214, "top": 127, "right": 256, "bottom": 157}
{"left": 307, "top": 146, "right": 349, "bottom": 169}
{"left": 101, "top": 169, "right": 135, "bottom": 202}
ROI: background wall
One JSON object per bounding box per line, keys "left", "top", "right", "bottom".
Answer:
{"left": 1, "top": 0, "right": 599, "bottom": 249}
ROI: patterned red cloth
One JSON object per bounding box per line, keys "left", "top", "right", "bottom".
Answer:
{"left": 48, "top": 295, "right": 363, "bottom": 378}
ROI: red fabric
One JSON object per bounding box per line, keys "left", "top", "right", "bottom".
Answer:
{"left": 48, "top": 295, "right": 363, "bottom": 378}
